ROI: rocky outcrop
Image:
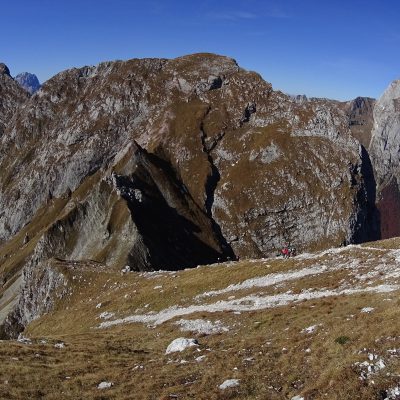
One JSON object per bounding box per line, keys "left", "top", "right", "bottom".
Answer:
{"left": 14, "top": 72, "right": 41, "bottom": 94}
{"left": 1, "top": 259, "right": 69, "bottom": 339}
{"left": 0, "top": 64, "right": 10, "bottom": 76}
{"left": 0, "top": 54, "right": 382, "bottom": 336}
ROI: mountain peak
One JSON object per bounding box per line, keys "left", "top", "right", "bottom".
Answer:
{"left": 14, "top": 72, "right": 41, "bottom": 94}
{"left": 0, "top": 63, "right": 10, "bottom": 76}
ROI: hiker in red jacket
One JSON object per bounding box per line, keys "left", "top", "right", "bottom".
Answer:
{"left": 281, "top": 246, "right": 289, "bottom": 258}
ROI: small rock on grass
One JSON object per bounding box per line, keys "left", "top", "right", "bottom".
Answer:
{"left": 219, "top": 379, "right": 240, "bottom": 389}
{"left": 165, "top": 338, "right": 198, "bottom": 354}
{"left": 97, "top": 381, "right": 113, "bottom": 389}
{"left": 361, "top": 307, "right": 374, "bottom": 313}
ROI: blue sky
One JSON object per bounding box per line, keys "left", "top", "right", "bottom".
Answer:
{"left": 2, "top": 0, "right": 400, "bottom": 100}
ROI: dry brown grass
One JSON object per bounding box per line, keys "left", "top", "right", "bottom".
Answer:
{"left": 2, "top": 238, "right": 400, "bottom": 399}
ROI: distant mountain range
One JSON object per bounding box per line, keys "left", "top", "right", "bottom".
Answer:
{"left": 14, "top": 72, "right": 41, "bottom": 94}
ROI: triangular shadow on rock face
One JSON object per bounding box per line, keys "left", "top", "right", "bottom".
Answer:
{"left": 352, "top": 145, "right": 381, "bottom": 244}
{"left": 115, "top": 145, "right": 234, "bottom": 270}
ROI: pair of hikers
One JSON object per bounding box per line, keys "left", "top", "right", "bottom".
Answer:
{"left": 280, "top": 244, "right": 296, "bottom": 258}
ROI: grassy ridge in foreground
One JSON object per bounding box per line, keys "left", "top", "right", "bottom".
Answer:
{"left": 2, "top": 238, "right": 400, "bottom": 399}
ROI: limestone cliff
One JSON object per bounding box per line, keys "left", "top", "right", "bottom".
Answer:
{"left": 369, "top": 81, "right": 400, "bottom": 189}
{"left": 369, "top": 80, "right": 400, "bottom": 238}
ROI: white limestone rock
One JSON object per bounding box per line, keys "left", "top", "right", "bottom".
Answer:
{"left": 165, "top": 338, "right": 199, "bottom": 354}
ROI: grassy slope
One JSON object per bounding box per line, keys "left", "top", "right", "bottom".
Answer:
{"left": 2, "top": 239, "right": 400, "bottom": 399}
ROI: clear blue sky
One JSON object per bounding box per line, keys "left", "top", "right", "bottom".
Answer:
{"left": 2, "top": 0, "right": 400, "bottom": 100}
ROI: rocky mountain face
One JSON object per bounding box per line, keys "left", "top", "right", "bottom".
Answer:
{"left": 0, "top": 53, "right": 392, "bottom": 337}
{"left": 14, "top": 72, "right": 41, "bottom": 94}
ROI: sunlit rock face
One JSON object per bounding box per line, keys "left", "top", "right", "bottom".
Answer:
{"left": 369, "top": 80, "right": 400, "bottom": 189}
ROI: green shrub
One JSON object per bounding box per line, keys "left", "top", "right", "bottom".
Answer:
{"left": 335, "top": 335, "right": 350, "bottom": 345}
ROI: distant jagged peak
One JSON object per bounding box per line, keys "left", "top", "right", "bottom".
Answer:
{"left": 0, "top": 63, "right": 10, "bottom": 76}
{"left": 351, "top": 95, "right": 376, "bottom": 104}
{"left": 287, "top": 93, "right": 341, "bottom": 104}
{"left": 344, "top": 96, "right": 376, "bottom": 114}
{"left": 14, "top": 72, "right": 41, "bottom": 94}
{"left": 288, "top": 94, "right": 309, "bottom": 104}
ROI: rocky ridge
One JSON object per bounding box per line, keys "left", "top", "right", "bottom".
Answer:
{"left": 0, "top": 53, "right": 396, "bottom": 337}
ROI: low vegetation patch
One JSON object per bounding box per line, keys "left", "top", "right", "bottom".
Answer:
{"left": 334, "top": 335, "right": 351, "bottom": 345}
